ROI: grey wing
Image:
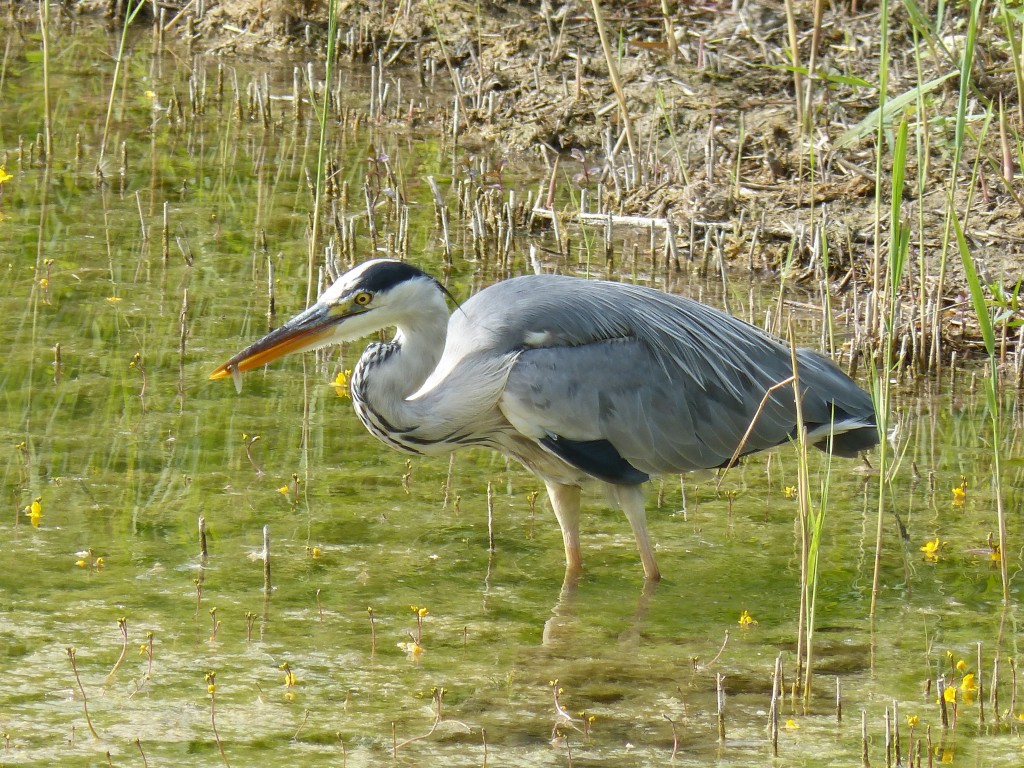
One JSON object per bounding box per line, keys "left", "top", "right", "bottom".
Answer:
{"left": 459, "top": 274, "right": 875, "bottom": 482}
{"left": 500, "top": 337, "right": 804, "bottom": 479}
{"left": 496, "top": 296, "right": 876, "bottom": 481}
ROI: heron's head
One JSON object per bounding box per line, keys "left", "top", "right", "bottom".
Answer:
{"left": 209, "top": 259, "right": 452, "bottom": 383}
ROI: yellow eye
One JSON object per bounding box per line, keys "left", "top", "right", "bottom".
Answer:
{"left": 353, "top": 291, "right": 372, "bottom": 306}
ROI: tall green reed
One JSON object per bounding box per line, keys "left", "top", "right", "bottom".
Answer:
{"left": 787, "top": 328, "right": 834, "bottom": 701}
{"left": 947, "top": 0, "right": 1009, "bottom": 603}
{"left": 100, "top": 0, "right": 148, "bottom": 167}
{"left": 868, "top": 115, "right": 910, "bottom": 620}
{"left": 868, "top": 0, "right": 910, "bottom": 618}
{"left": 307, "top": 0, "right": 340, "bottom": 307}
{"left": 37, "top": 0, "right": 52, "bottom": 160}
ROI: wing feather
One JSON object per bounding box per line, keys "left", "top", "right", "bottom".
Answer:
{"left": 473, "top": 275, "right": 876, "bottom": 478}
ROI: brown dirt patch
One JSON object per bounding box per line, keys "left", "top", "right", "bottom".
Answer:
{"left": 73, "top": 1, "right": 1024, "bottom": 364}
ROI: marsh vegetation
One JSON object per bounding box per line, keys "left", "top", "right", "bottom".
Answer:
{"left": 0, "top": 2, "right": 1022, "bottom": 765}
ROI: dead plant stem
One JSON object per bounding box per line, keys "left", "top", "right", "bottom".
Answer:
{"left": 590, "top": 0, "right": 638, "bottom": 184}
{"left": 66, "top": 647, "right": 100, "bottom": 740}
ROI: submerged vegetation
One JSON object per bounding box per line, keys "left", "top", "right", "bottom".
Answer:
{"left": 0, "top": 0, "right": 1021, "bottom": 765}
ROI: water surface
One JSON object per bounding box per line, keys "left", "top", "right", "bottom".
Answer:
{"left": 0, "top": 21, "right": 1021, "bottom": 767}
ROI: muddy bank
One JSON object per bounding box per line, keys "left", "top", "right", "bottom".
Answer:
{"left": 53, "top": 1, "right": 1024, "bottom": 365}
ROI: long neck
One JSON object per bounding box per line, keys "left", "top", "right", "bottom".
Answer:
{"left": 351, "top": 305, "right": 450, "bottom": 453}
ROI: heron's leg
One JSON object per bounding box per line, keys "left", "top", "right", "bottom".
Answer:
{"left": 544, "top": 481, "right": 583, "bottom": 574}
{"left": 612, "top": 484, "right": 661, "bottom": 582}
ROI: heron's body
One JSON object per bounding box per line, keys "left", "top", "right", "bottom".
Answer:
{"left": 212, "top": 259, "right": 878, "bottom": 581}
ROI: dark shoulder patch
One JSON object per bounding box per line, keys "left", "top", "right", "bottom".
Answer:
{"left": 540, "top": 435, "right": 649, "bottom": 485}
{"left": 358, "top": 261, "right": 433, "bottom": 293}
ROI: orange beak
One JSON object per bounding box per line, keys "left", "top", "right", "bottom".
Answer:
{"left": 209, "top": 303, "right": 339, "bottom": 381}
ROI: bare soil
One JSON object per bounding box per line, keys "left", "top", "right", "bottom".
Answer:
{"left": 73, "top": 1, "right": 1024, "bottom": 360}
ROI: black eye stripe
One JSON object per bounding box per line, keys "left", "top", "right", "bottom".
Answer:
{"left": 356, "top": 261, "right": 431, "bottom": 292}
{"left": 350, "top": 261, "right": 456, "bottom": 305}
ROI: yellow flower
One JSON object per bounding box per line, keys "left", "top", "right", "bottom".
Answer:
{"left": 277, "top": 486, "right": 289, "bottom": 496}
{"left": 942, "top": 686, "right": 956, "bottom": 704}
{"left": 0, "top": 166, "right": 12, "bottom": 184}
{"left": 280, "top": 664, "right": 297, "bottom": 687}
{"left": 952, "top": 480, "right": 967, "bottom": 505}
{"left": 906, "top": 714, "right": 919, "bottom": 728}
{"left": 961, "top": 673, "right": 977, "bottom": 704}
{"left": 956, "top": 659, "right": 967, "bottom": 672}
{"left": 310, "top": 546, "right": 321, "bottom": 559}
{"left": 783, "top": 486, "right": 797, "bottom": 499}
{"left": 418, "top": 607, "right": 429, "bottom": 618}
{"left": 24, "top": 498, "right": 42, "bottom": 527}
{"left": 920, "top": 537, "right": 942, "bottom": 562}
{"left": 738, "top": 610, "right": 757, "bottom": 627}
{"left": 785, "top": 718, "right": 799, "bottom": 729}
{"left": 397, "top": 641, "right": 424, "bottom": 656}
{"left": 106, "top": 296, "right": 122, "bottom": 304}
{"left": 333, "top": 370, "right": 352, "bottom": 398}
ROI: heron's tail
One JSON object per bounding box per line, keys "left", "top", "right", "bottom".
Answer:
{"left": 805, "top": 417, "right": 879, "bottom": 458}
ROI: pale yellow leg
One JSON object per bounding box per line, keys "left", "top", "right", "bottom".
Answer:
{"left": 544, "top": 481, "right": 582, "bottom": 575}
{"left": 612, "top": 485, "right": 661, "bottom": 582}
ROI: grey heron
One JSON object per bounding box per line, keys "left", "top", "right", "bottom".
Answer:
{"left": 210, "top": 259, "right": 877, "bottom": 581}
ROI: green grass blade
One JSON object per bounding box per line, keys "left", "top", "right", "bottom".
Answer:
{"left": 834, "top": 72, "right": 956, "bottom": 149}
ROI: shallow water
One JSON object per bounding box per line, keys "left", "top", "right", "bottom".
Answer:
{"left": 0, "top": 20, "right": 1022, "bottom": 767}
